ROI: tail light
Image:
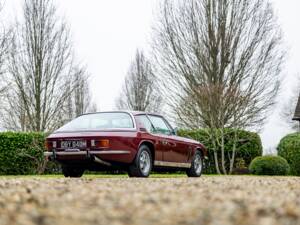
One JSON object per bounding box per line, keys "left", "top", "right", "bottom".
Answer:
{"left": 91, "top": 139, "right": 110, "bottom": 148}
{"left": 45, "top": 141, "right": 51, "bottom": 150}
{"left": 45, "top": 141, "right": 57, "bottom": 150}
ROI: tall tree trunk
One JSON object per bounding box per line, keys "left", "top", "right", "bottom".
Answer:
{"left": 211, "top": 136, "right": 221, "bottom": 174}
{"left": 229, "top": 130, "right": 238, "bottom": 174}
{"left": 220, "top": 129, "right": 227, "bottom": 175}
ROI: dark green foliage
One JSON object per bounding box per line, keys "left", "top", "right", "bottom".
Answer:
{"left": 43, "top": 161, "right": 61, "bottom": 174}
{"left": 178, "top": 129, "right": 263, "bottom": 174}
{"left": 249, "top": 156, "right": 290, "bottom": 176}
{"left": 278, "top": 133, "right": 300, "bottom": 176}
{"left": 0, "top": 132, "right": 59, "bottom": 175}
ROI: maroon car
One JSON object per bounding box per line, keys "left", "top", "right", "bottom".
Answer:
{"left": 44, "top": 111, "right": 207, "bottom": 177}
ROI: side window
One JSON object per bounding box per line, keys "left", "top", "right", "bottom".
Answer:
{"left": 135, "top": 115, "right": 154, "bottom": 133}
{"left": 148, "top": 116, "right": 171, "bottom": 135}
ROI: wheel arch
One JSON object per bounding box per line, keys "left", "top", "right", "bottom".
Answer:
{"left": 138, "top": 140, "right": 155, "bottom": 162}
{"left": 195, "top": 146, "right": 206, "bottom": 158}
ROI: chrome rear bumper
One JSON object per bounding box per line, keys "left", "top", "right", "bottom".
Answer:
{"left": 44, "top": 150, "right": 130, "bottom": 157}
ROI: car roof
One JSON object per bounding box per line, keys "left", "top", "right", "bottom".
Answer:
{"left": 82, "top": 110, "right": 162, "bottom": 117}
{"left": 130, "top": 111, "right": 162, "bottom": 117}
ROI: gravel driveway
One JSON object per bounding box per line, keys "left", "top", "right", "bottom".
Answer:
{"left": 0, "top": 176, "right": 300, "bottom": 225}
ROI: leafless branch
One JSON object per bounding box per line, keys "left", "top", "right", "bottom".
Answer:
{"left": 0, "top": 2, "right": 11, "bottom": 97}
{"left": 153, "top": 0, "right": 285, "bottom": 174}
{"left": 1, "top": 0, "right": 95, "bottom": 132}
{"left": 63, "top": 65, "right": 97, "bottom": 122}
{"left": 116, "top": 49, "right": 163, "bottom": 113}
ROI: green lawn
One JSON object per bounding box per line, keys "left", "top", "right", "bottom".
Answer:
{"left": 0, "top": 174, "right": 293, "bottom": 179}
{"left": 0, "top": 173, "right": 193, "bottom": 179}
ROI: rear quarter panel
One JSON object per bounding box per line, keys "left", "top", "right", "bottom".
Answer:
{"left": 47, "top": 131, "right": 140, "bottom": 163}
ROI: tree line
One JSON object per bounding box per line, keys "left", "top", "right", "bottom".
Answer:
{"left": 0, "top": 0, "right": 96, "bottom": 132}
{"left": 0, "top": 0, "right": 286, "bottom": 174}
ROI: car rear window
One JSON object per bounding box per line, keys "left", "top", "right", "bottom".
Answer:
{"left": 56, "top": 112, "right": 134, "bottom": 132}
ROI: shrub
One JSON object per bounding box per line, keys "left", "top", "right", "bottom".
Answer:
{"left": 278, "top": 133, "right": 300, "bottom": 176}
{"left": 249, "top": 156, "right": 290, "bottom": 176}
{"left": 0, "top": 132, "right": 60, "bottom": 175}
{"left": 178, "top": 129, "right": 263, "bottom": 174}
{"left": 232, "top": 158, "right": 250, "bottom": 175}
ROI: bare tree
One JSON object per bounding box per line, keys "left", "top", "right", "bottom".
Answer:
{"left": 0, "top": 2, "right": 11, "bottom": 97}
{"left": 116, "top": 50, "right": 163, "bottom": 113}
{"left": 64, "top": 66, "right": 97, "bottom": 122}
{"left": 2, "top": 0, "right": 78, "bottom": 132}
{"left": 153, "top": 0, "right": 285, "bottom": 174}
{"left": 0, "top": 2, "right": 13, "bottom": 130}
{"left": 0, "top": 90, "right": 28, "bottom": 131}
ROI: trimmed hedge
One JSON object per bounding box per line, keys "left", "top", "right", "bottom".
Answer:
{"left": 178, "top": 129, "right": 263, "bottom": 174}
{"left": 278, "top": 133, "right": 300, "bottom": 176}
{"left": 249, "top": 156, "right": 290, "bottom": 176}
{"left": 0, "top": 132, "right": 60, "bottom": 175}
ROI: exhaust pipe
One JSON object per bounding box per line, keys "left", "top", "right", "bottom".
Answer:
{"left": 93, "top": 156, "right": 111, "bottom": 166}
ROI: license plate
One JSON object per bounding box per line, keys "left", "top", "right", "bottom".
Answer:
{"left": 61, "top": 140, "right": 87, "bottom": 149}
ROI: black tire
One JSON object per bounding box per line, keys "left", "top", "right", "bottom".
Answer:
{"left": 62, "top": 165, "right": 85, "bottom": 178}
{"left": 128, "top": 145, "right": 152, "bottom": 178}
{"left": 186, "top": 151, "right": 203, "bottom": 177}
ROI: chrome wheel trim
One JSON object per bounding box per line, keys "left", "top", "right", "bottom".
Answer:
{"left": 194, "top": 154, "right": 202, "bottom": 175}
{"left": 139, "top": 150, "right": 151, "bottom": 175}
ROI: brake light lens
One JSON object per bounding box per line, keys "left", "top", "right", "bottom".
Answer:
{"left": 45, "top": 141, "right": 57, "bottom": 150}
{"left": 45, "top": 141, "right": 52, "bottom": 150}
{"left": 91, "top": 139, "right": 110, "bottom": 148}
{"left": 99, "top": 140, "right": 109, "bottom": 148}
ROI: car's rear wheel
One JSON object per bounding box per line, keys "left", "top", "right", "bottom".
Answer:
{"left": 62, "top": 165, "right": 85, "bottom": 178}
{"left": 128, "top": 145, "right": 152, "bottom": 178}
{"left": 186, "top": 151, "right": 203, "bottom": 177}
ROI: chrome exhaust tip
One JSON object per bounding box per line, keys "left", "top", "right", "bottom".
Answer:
{"left": 93, "top": 156, "right": 111, "bottom": 166}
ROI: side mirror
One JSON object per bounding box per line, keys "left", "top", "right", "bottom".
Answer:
{"left": 172, "top": 127, "right": 178, "bottom": 135}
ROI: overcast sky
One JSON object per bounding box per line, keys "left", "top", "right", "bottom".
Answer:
{"left": 3, "top": 0, "right": 300, "bottom": 152}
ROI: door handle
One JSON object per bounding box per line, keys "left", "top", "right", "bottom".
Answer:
{"left": 161, "top": 140, "right": 168, "bottom": 145}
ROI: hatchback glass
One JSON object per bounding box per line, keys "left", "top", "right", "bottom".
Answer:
{"left": 56, "top": 112, "right": 134, "bottom": 132}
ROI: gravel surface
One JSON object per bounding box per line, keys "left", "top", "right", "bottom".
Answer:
{"left": 0, "top": 176, "right": 300, "bottom": 225}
